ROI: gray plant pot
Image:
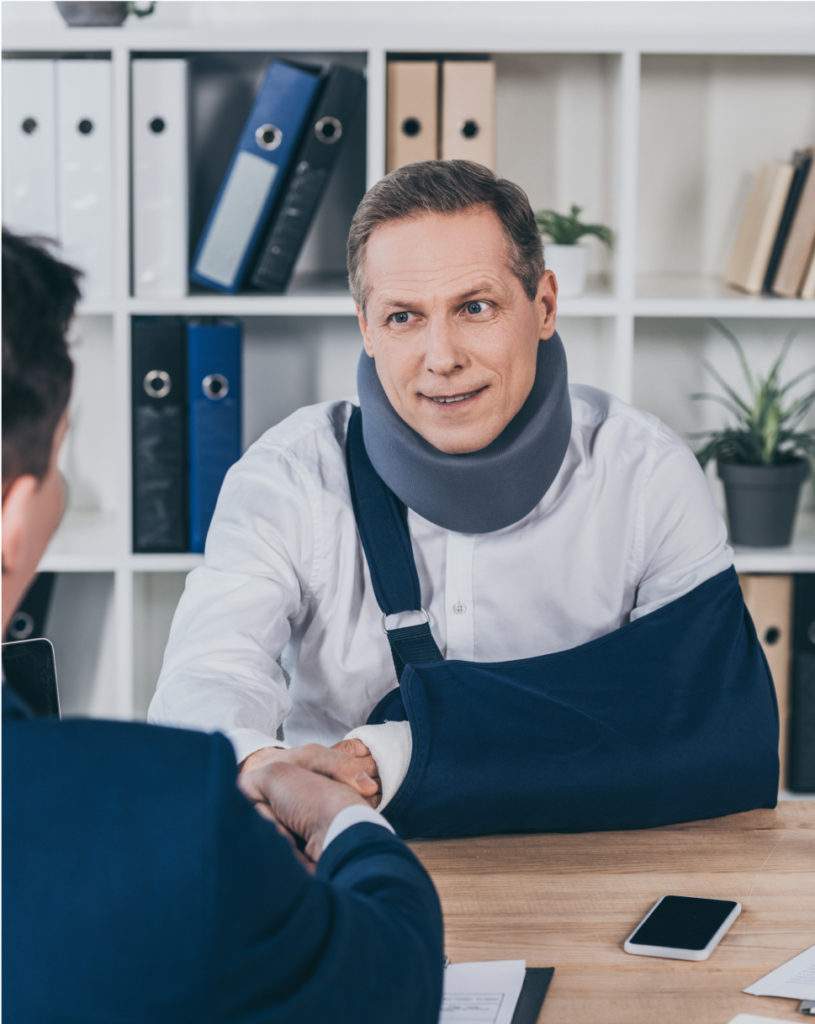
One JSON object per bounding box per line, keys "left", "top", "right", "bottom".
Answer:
{"left": 717, "top": 458, "right": 810, "bottom": 547}
{"left": 56, "top": 2, "right": 129, "bottom": 26}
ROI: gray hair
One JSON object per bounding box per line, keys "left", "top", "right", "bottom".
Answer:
{"left": 346, "top": 159, "right": 545, "bottom": 314}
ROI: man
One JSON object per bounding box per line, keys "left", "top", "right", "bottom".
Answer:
{"left": 149, "top": 159, "right": 739, "bottom": 811}
{"left": 2, "top": 229, "right": 443, "bottom": 1022}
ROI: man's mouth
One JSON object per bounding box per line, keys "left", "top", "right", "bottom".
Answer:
{"left": 421, "top": 385, "right": 488, "bottom": 406}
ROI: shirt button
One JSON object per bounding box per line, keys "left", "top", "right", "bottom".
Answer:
{"left": 452, "top": 601, "right": 467, "bottom": 615}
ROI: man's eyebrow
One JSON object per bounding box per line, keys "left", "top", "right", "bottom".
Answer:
{"left": 379, "top": 281, "right": 500, "bottom": 309}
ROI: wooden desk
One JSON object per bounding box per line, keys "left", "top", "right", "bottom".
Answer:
{"left": 411, "top": 804, "right": 815, "bottom": 1024}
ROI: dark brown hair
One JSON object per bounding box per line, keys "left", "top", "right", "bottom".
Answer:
{"left": 347, "top": 159, "right": 545, "bottom": 314}
{"left": 2, "top": 229, "right": 80, "bottom": 491}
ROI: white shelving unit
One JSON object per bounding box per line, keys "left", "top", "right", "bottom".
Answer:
{"left": 3, "top": 4, "right": 814, "bottom": 755}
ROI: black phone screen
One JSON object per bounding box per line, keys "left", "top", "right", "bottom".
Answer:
{"left": 629, "top": 896, "right": 738, "bottom": 950}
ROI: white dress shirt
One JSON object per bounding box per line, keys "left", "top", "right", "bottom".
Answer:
{"left": 149, "top": 384, "right": 734, "bottom": 776}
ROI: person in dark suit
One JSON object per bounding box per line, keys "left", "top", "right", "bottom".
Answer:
{"left": 1, "top": 229, "right": 444, "bottom": 1023}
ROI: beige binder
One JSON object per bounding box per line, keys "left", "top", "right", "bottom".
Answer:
{"left": 725, "top": 162, "right": 795, "bottom": 295}
{"left": 739, "top": 573, "right": 793, "bottom": 789}
{"left": 771, "top": 147, "right": 815, "bottom": 297}
{"left": 800, "top": 238, "right": 815, "bottom": 298}
{"left": 386, "top": 60, "right": 438, "bottom": 172}
{"left": 440, "top": 59, "right": 496, "bottom": 170}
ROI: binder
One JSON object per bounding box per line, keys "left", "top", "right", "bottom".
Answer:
{"left": 3, "top": 573, "right": 56, "bottom": 643}
{"left": 132, "top": 59, "right": 189, "bottom": 298}
{"left": 790, "top": 574, "right": 815, "bottom": 792}
{"left": 2, "top": 60, "right": 59, "bottom": 239}
{"left": 187, "top": 320, "right": 242, "bottom": 553}
{"left": 131, "top": 317, "right": 187, "bottom": 552}
{"left": 56, "top": 59, "right": 113, "bottom": 301}
{"left": 250, "top": 64, "right": 366, "bottom": 293}
{"left": 739, "top": 574, "right": 793, "bottom": 788}
{"left": 801, "top": 243, "right": 815, "bottom": 299}
{"left": 386, "top": 60, "right": 438, "bottom": 171}
{"left": 190, "top": 60, "right": 322, "bottom": 294}
{"left": 763, "top": 149, "right": 812, "bottom": 293}
{"left": 440, "top": 59, "right": 496, "bottom": 169}
{"left": 771, "top": 146, "right": 815, "bottom": 297}
{"left": 725, "top": 162, "right": 795, "bottom": 295}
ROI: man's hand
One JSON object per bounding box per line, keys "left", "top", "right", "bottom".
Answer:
{"left": 239, "top": 739, "right": 380, "bottom": 806}
{"left": 238, "top": 761, "right": 369, "bottom": 862}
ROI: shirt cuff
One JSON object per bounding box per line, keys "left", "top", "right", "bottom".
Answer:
{"left": 223, "top": 728, "right": 289, "bottom": 766}
{"left": 321, "top": 804, "right": 394, "bottom": 855}
{"left": 345, "top": 720, "right": 413, "bottom": 811}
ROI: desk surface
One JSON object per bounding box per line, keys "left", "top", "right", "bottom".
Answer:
{"left": 411, "top": 804, "right": 815, "bottom": 1024}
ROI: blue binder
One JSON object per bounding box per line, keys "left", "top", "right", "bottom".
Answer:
{"left": 187, "top": 320, "right": 242, "bottom": 552}
{"left": 190, "top": 60, "right": 321, "bottom": 293}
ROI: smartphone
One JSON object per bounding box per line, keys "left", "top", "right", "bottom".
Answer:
{"left": 623, "top": 895, "right": 741, "bottom": 961}
{"left": 2, "top": 638, "right": 61, "bottom": 718}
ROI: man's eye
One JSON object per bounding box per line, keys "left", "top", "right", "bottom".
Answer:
{"left": 388, "top": 311, "right": 412, "bottom": 325}
{"left": 464, "top": 300, "right": 489, "bottom": 315}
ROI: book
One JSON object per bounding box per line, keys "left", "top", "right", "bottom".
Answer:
{"left": 763, "top": 148, "right": 812, "bottom": 293}
{"left": 772, "top": 146, "right": 815, "bottom": 297}
{"left": 725, "top": 162, "right": 795, "bottom": 294}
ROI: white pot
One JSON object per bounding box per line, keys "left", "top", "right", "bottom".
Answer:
{"left": 543, "top": 242, "right": 588, "bottom": 298}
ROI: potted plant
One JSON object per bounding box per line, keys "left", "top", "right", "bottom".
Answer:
{"left": 534, "top": 203, "right": 613, "bottom": 298}
{"left": 692, "top": 318, "right": 814, "bottom": 547}
{"left": 55, "top": 1, "right": 155, "bottom": 27}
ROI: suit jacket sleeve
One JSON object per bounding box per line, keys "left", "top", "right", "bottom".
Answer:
{"left": 205, "top": 735, "right": 444, "bottom": 1023}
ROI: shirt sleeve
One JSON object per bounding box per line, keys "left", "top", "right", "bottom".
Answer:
{"left": 631, "top": 422, "right": 734, "bottom": 621}
{"left": 148, "top": 440, "right": 316, "bottom": 764}
{"left": 321, "top": 804, "right": 395, "bottom": 853}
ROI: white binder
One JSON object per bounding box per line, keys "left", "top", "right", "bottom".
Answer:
{"left": 56, "top": 60, "right": 113, "bottom": 301}
{"left": 2, "top": 60, "right": 59, "bottom": 238}
{"left": 131, "top": 59, "right": 189, "bottom": 298}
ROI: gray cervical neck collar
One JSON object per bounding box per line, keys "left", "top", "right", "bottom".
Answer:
{"left": 355, "top": 332, "right": 572, "bottom": 534}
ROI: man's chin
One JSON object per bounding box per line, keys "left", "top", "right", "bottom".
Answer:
{"left": 414, "top": 420, "right": 499, "bottom": 455}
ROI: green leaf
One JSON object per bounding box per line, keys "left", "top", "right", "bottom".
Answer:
{"left": 708, "top": 318, "right": 756, "bottom": 399}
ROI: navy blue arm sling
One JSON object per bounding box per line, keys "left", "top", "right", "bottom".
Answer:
{"left": 345, "top": 405, "right": 779, "bottom": 840}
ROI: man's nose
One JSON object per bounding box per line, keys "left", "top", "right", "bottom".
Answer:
{"left": 423, "top": 319, "right": 465, "bottom": 375}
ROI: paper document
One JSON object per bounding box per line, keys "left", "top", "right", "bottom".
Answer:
{"left": 743, "top": 944, "right": 815, "bottom": 1001}
{"left": 440, "top": 960, "right": 526, "bottom": 1024}
{"left": 728, "top": 1016, "right": 801, "bottom": 1024}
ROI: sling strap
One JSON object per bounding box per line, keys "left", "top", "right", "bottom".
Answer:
{"left": 345, "top": 405, "right": 444, "bottom": 680}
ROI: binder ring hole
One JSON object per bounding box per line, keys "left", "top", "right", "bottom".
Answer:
{"left": 401, "top": 116, "right": 421, "bottom": 137}
{"left": 21, "top": 117, "right": 38, "bottom": 135}
{"left": 764, "top": 626, "right": 781, "bottom": 646}
{"left": 149, "top": 116, "right": 166, "bottom": 134}
{"left": 315, "top": 115, "right": 342, "bottom": 144}
{"left": 9, "top": 611, "right": 34, "bottom": 641}
{"left": 78, "top": 118, "right": 94, "bottom": 136}
{"left": 202, "top": 373, "right": 229, "bottom": 401}
{"left": 461, "top": 119, "right": 480, "bottom": 139}
{"left": 144, "top": 369, "right": 171, "bottom": 400}
{"left": 256, "top": 123, "right": 282, "bottom": 151}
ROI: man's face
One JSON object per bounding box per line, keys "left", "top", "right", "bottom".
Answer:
{"left": 1, "top": 414, "right": 69, "bottom": 632}
{"left": 356, "top": 205, "right": 558, "bottom": 454}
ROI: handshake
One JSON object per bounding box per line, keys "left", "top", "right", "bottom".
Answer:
{"left": 238, "top": 739, "right": 381, "bottom": 866}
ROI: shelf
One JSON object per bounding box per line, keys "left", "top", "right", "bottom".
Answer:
{"left": 128, "top": 273, "right": 356, "bottom": 318}
{"left": 130, "top": 554, "right": 204, "bottom": 573}
{"left": 40, "top": 510, "right": 120, "bottom": 573}
{"left": 733, "top": 512, "right": 815, "bottom": 574}
{"left": 634, "top": 275, "right": 815, "bottom": 319}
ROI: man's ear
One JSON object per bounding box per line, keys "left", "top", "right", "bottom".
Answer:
{"left": 1, "top": 474, "right": 38, "bottom": 575}
{"left": 355, "top": 304, "right": 375, "bottom": 358}
{"left": 535, "top": 269, "right": 558, "bottom": 340}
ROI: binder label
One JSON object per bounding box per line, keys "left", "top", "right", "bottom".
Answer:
{"left": 195, "top": 151, "right": 278, "bottom": 287}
